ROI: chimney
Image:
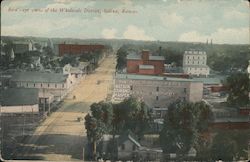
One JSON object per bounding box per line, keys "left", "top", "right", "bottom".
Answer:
{"left": 141, "top": 50, "right": 149, "bottom": 61}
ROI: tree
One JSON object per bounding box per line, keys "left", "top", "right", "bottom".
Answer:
{"left": 113, "top": 97, "right": 150, "bottom": 138}
{"left": 85, "top": 114, "right": 106, "bottom": 160}
{"left": 116, "top": 47, "right": 128, "bottom": 70}
{"left": 160, "top": 101, "right": 212, "bottom": 156}
{"left": 211, "top": 132, "right": 238, "bottom": 161}
{"left": 225, "top": 72, "right": 250, "bottom": 106}
{"left": 90, "top": 101, "right": 113, "bottom": 131}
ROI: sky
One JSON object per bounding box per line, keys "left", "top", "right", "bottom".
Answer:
{"left": 1, "top": 0, "right": 249, "bottom": 44}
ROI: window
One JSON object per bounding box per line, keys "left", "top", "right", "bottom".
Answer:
{"left": 34, "top": 83, "right": 35, "bottom": 87}
{"left": 121, "top": 144, "right": 125, "bottom": 150}
{"left": 156, "top": 96, "right": 159, "bottom": 101}
{"left": 41, "top": 83, "right": 43, "bottom": 87}
{"left": 156, "top": 86, "right": 159, "bottom": 92}
{"left": 55, "top": 84, "right": 57, "bottom": 88}
{"left": 184, "top": 88, "right": 187, "bottom": 93}
{"left": 62, "top": 84, "right": 64, "bottom": 88}
{"left": 130, "top": 85, "right": 133, "bottom": 91}
{"left": 26, "top": 83, "right": 28, "bottom": 87}
{"left": 48, "top": 84, "right": 50, "bottom": 87}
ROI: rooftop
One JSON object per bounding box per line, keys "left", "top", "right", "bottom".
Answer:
{"left": 0, "top": 88, "right": 39, "bottom": 106}
{"left": 126, "top": 53, "right": 141, "bottom": 60}
{"left": 11, "top": 72, "right": 68, "bottom": 83}
{"left": 192, "top": 77, "right": 223, "bottom": 85}
{"left": 183, "top": 65, "right": 209, "bottom": 68}
{"left": 127, "top": 53, "right": 165, "bottom": 61}
{"left": 149, "top": 55, "right": 165, "bottom": 61}
{"left": 115, "top": 73, "right": 202, "bottom": 82}
{"left": 184, "top": 50, "right": 206, "bottom": 55}
{"left": 139, "top": 65, "right": 154, "bottom": 70}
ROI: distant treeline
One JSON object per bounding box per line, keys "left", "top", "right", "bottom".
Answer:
{"left": 116, "top": 42, "right": 250, "bottom": 73}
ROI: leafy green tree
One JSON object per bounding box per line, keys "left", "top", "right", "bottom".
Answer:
{"left": 90, "top": 101, "right": 113, "bottom": 131}
{"left": 116, "top": 47, "right": 128, "bottom": 70}
{"left": 113, "top": 97, "right": 150, "bottom": 138}
{"left": 211, "top": 132, "right": 238, "bottom": 161}
{"left": 85, "top": 114, "right": 106, "bottom": 160}
{"left": 225, "top": 72, "right": 250, "bottom": 106}
{"left": 160, "top": 101, "right": 212, "bottom": 156}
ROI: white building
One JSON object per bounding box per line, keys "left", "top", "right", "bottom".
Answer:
{"left": 183, "top": 50, "right": 210, "bottom": 77}
{"left": 112, "top": 74, "right": 203, "bottom": 117}
{"left": 10, "top": 72, "right": 73, "bottom": 101}
{"left": 0, "top": 88, "right": 39, "bottom": 114}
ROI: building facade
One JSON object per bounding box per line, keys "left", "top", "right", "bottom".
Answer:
{"left": 0, "top": 88, "right": 39, "bottom": 114}
{"left": 127, "top": 50, "right": 165, "bottom": 75}
{"left": 10, "top": 72, "right": 72, "bottom": 101}
{"left": 183, "top": 50, "right": 210, "bottom": 76}
{"left": 112, "top": 74, "right": 203, "bottom": 109}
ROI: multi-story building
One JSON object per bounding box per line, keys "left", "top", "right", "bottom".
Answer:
{"left": 183, "top": 50, "right": 210, "bottom": 77}
{"left": 127, "top": 50, "right": 165, "bottom": 75}
{"left": 112, "top": 74, "right": 203, "bottom": 117}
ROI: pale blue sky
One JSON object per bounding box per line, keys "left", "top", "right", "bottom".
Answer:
{"left": 1, "top": 0, "right": 249, "bottom": 44}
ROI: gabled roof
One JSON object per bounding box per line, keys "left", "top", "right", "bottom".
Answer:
{"left": 0, "top": 88, "right": 38, "bottom": 106}
{"left": 117, "top": 130, "right": 141, "bottom": 148}
{"left": 11, "top": 72, "right": 68, "bottom": 83}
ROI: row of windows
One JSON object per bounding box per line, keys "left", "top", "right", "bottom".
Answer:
{"left": 187, "top": 61, "right": 205, "bottom": 65}
{"left": 155, "top": 96, "right": 186, "bottom": 101}
{"left": 187, "top": 56, "right": 206, "bottom": 59}
{"left": 130, "top": 86, "right": 187, "bottom": 93}
{"left": 187, "top": 67, "right": 208, "bottom": 71}
{"left": 25, "top": 83, "right": 65, "bottom": 88}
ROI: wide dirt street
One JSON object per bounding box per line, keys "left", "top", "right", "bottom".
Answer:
{"left": 15, "top": 54, "right": 116, "bottom": 161}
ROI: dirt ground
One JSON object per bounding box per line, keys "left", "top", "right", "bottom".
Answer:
{"left": 14, "top": 54, "right": 116, "bottom": 161}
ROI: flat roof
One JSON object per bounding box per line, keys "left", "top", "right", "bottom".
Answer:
{"left": 0, "top": 88, "right": 38, "bottom": 106}
{"left": 149, "top": 55, "right": 165, "bottom": 61}
{"left": 127, "top": 53, "right": 141, "bottom": 60}
{"left": 11, "top": 72, "right": 68, "bottom": 83}
{"left": 139, "top": 65, "right": 154, "bottom": 70}
{"left": 127, "top": 54, "right": 165, "bottom": 61}
{"left": 192, "top": 77, "right": 223, "bottom": 85}
{"left": 115, "top": 73, "right": 202, "bottom": 82}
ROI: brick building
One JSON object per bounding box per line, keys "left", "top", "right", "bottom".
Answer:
{"left": 127, "top": 50, "right": 165, "bottom": 75}
{"left": 57, "top": 43, "right": 105, "bottom": 56}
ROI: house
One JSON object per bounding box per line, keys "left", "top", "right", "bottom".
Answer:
{"left": 117, "top": 132, "right": 162, "bottom": 161}
{"left": 0, "top": 88, "right": 39, "bottom": 114}
{"left": 183, "top": 50, "right": 210, "bottom": 77}
{"left": 10, "top": 72, "right": 71, "bottom": 101}
{"left": 63, "top": 63, "right": 87, "bottom": 80}
{"left": 112, "top": 74, "right": 203, "bottom": 114}
{"left": 127, "top": 50, "right": 165, "bottom": 75}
